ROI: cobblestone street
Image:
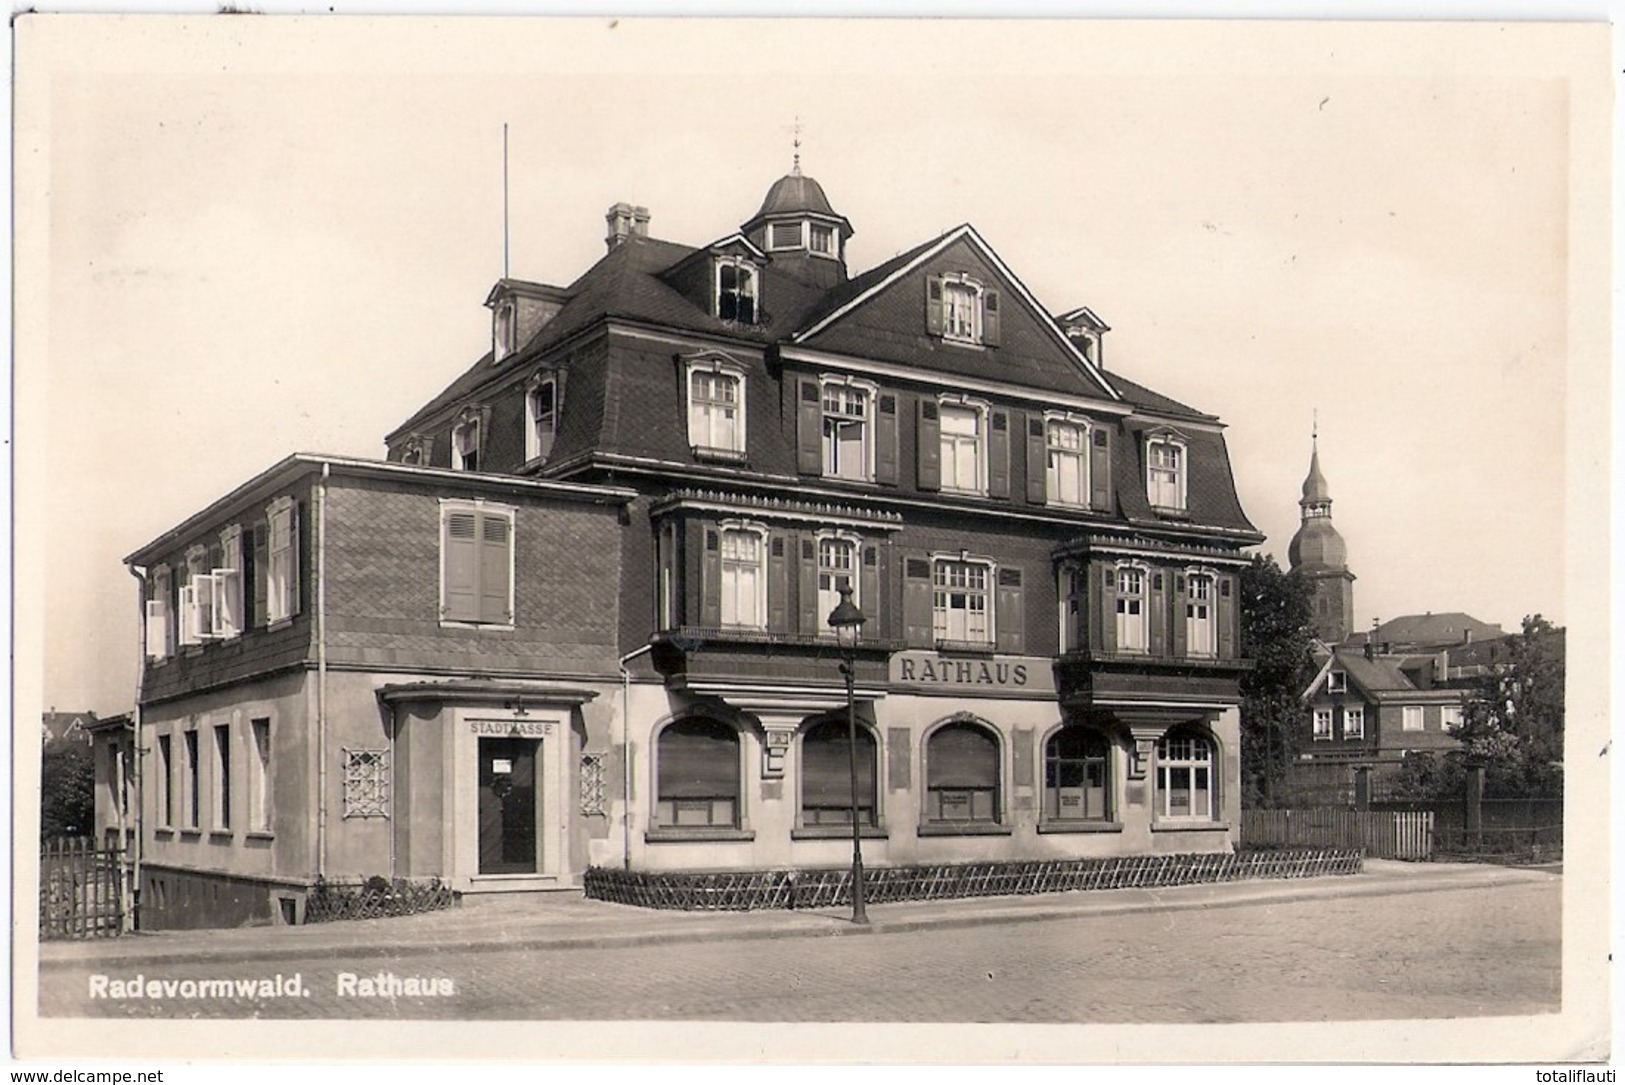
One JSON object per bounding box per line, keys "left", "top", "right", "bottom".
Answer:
{"left": 39, "top": 878, "right": 1560, "bottom": 1023}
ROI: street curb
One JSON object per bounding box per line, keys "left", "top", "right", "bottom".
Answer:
{"left": 37, "top": 866, "right": 1555, "bottom": 970}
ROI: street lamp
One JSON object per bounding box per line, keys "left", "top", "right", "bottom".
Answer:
{"left": 826, "top": 584, "right": 869, "bottom": 926}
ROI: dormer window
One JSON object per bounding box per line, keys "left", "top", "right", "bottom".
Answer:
{"left": 927, "top": 273, "right": 1001, "bottom": 347}
{"left": 716, "top": 259, "right": 758, "bottom": 324}
{"left": 769, "top": 222, "right": 802, "bottom": 250}
{"left": 1146, "top": 433, "right": 1188, "bottom": 512}
{"left": 452, "top": 411, "right": 483, "bottom": 472}
{"left": 685, "top": 354, "right": 747, "bottom": 457}
{"left": 1327, "top": 671, "right": 1347, "bottom": 693}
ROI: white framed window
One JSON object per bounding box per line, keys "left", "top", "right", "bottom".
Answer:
{"left": 1441, "top": 705, "right": 1464, "bottom": 732}
{"left": 1114, "top": 564, "right": 1148, "bottom": 653}
{"left": 768, "top": 221, "right": 803, "bottom": 250}
{"left": 821, "top": 377, "right": 874, "bottom": 481}
{"left": 248, "top": 717, "right": 272, "bottom": 833}
{"left": 1046, "top": 417, "right": 1090, "bottom": 506}
{"left": 939, "top": 400, "right": 987, "bottom": 494}
{"left": 686, "top": 358, "right": 746, "bottom": 455}
{"left": 440, "top": 499, "right": 515, "bottom": 627}
{"left": 656, "top": 521, "right": 680, "bottom": 630}
{"left": 1343, "top": 707, "right": 1365, "bottom": 740}
{"left": 808, "top": 223, "right": 836, "bottom": 256}
{"left": 399, "top": 434, "right": 428, "bottom": 466}
{"left": 211, "top": 525, "right": 243, "bottom": 639}
{"left": 715, "top": 258, "right": 758, "bottom": 324}
{"left": 525, "top": 377, "right": 557, "bottom": 462}
{"left": 1185, "top": 571, "right": 1216, "bottom": 658}
{"left": 452, "top": 414, "right": 481, "bottom": 471}
{"left": 720, "top": 526, "right": 766, "bottom": 629}
{"left": 1147, "top": 434, "right": 1187, "bottom": 511}
{"left": 1402, "top": 705, "right": 1425, "bottom": 732}
{"left": 265, "top": 496, "right": 299, "bottom": 624}
{"left": 1044, "top": 728, "right": 1111, "bottom": 823}
{"left": 1059, "top": 564, "right": 1089, "bottom": 652}
{"left": 816, "top": 533, "right": 860, "bottom": 624}
{"left": 1327, "top": 671, "right": 1347, "bottom": 693}
{"left": 146, "top": 565, "right": 173, "bottom": 659}
{"left": 1156, "top": 732, "right": 1214, "bottom": 820}
{"left": 932, "top": 558, "right": 992, "bottom": 644}
{"left": 1313, "top": 709, "right": 1333, "bottom": 740}
{"left": 493, "top": 299, "right": 516, "bottom": 362}
{"left": 941, "top": 276, "right": 983, "bottom": 344}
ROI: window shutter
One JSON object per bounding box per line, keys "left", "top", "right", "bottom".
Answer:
{"left": 477, "top": 513, "right": 512, "bottom": 624}
{"left": 1025, "top": 415, "right": 1047, "bottom": 504}
{"left": 251, "top": 524, "right": 268, "bottom": 628}
{"left": 916, "top": 398, "right": 941, "bottom": 491}
{"left": 983, "top": 289, "right": 1001, "bottom": 346}
{"left": 1090, "top": 427, "right": 1113, "bottom": 512}
{"left": 796, "top": 378, "right": 822, "bottom": 475}
{"left": 796, "top": 536, "right": 819, "bottom": 635}
{"left": 700, "top": 527, "right": 722, "bottom": 628}
{"left": 1096, "top": 562, "right": 1116, "bottom": 654}
{"left": 1149, "top": 570, "right": 1168, "bottom": 657}
{"left": 988, "top": 409, "right": 1011, "bottom": 499}
{"left": 1217, "top": 574, "right": 1237, "bottom": 659}
{"left": 767, "top": 532, "right": 790, "bottom": 633}
{"left": 902, "top": 556, "right": 934, "bottom": 647}
{"left": 875, "top": 392, "right": 900, "bottom": 485}
{"left": 859, "top": 545, "right": 880, "bottom": 641}
{"left": 1170, "top": 572, "right": 1188, "bottom": 659}
{"left": 145, "top": 599, "right": 167, "bottom": 658}
{"left": 442, "top": 511, "right": 480, "bottom": 622}
{"left": 995, "top": 566, "right": 1025, "bottom": 653}
{"left": 925, "top": 276, "right": 944, "bottom": 336}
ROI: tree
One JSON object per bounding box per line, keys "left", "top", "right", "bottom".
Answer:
{"left": 1452, "top": 614, "right": 1565, "bottom": 798}
{"left": 41, "top": 740, "right": 96, "bottom": 839}
{"left": 1237, "top": 554, "right": 1316, "bottom": 806}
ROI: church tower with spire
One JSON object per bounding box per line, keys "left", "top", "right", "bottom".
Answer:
{"left": 1287, "top": 430, "right": 1356, "bottom": 643}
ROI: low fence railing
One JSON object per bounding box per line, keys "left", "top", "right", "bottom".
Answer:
{"left": 304, "top": 877, "right": 457, "bottom": 924}
{"left": 1242, "top": 809, "right": 1434, "bottom": 860}
{"left": 585, "top": 849, "right": 1363, "bottom": 912}
{"left": 41, "top": 837, "right": 125, "bottom": 939}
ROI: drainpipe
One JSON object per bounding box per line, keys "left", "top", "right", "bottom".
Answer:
{"left": 125, "top": 563, "right": 147, "bottom": 931}
{"left": 316, "top": 465, "right": 330, "bottom": 881}
{"left": 617, "top": 644, "right": 652, "bottom": 871}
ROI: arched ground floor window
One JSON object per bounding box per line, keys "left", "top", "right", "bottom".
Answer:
{"left": 800, "top": 716, "right": 877, "bottom": 826}
{"left": 925, "top": 719, "right": 1000, "bottom": 824}
{"left": 655, "top": 717, "right": 740, "bottom": 828}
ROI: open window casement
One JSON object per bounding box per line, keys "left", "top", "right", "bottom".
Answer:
{"left": 210, "top": 568, "right": 242, "bottom": 638}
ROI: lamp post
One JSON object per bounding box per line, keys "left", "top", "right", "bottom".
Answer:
{"left": 826, "top": 584, "right": 869, "bottom": 926}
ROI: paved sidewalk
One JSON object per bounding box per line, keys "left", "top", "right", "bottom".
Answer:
{"left": 37, "top": 860, "right": 1557, "bottom": 969}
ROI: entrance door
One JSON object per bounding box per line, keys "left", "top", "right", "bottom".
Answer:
{"left": 477, "top": 736, "right": 540, "bottom": 874}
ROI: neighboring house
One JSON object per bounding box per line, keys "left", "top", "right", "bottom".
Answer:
{"left": 127, "top": 164, "right": 1265, "bottom": 929}
{"left": 42, "top": 710, "right": 95, "bottom": 747}
{"left": 1356, "top": 612, "right": 1504, "bottom": 654}
{"left": 1287, "top": 643, "right": 1465, "bottom": 803}
{"left": 86, "top": 714, "right": 137, "bottom": 852}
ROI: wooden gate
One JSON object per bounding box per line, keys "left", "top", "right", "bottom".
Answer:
{"left": 40, "top": 837, "right": 125, "bottom": 938}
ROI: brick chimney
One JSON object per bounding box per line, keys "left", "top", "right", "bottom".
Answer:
{"left": 605, "top": 202, "right": 650, "bottom": 251}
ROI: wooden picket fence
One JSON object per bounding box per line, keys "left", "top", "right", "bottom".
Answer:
{"left": 584, "top": 849, "right": 1363, "bottom": 912}
{"left": 1242, "top": 808, "right": 1434, "bottom": 860}
{"left": 40, "top": 836, "right": 125, "bottom": 939}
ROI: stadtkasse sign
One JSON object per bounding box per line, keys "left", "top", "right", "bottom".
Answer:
{"left": 888, "top": 652, "right": 1056, "bottom": 694}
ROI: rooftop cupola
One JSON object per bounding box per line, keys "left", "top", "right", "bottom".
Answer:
{"left": 741, "top": 159, "right": 854, "bottom": 289}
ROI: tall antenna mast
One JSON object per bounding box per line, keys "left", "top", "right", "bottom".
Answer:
{"left": 502, "top": 122, "right": 510, "bottom": 278}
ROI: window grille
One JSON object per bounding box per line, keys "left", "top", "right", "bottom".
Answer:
{"left": 342, "top": 748, "right": 390, "bottom": 819}
{"left": 580, "top": 753, "right": 607, "bottom": 816}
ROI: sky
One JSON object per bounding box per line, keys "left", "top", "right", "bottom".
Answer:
{"left": 14, "top": 16, "right": 1605, "bottom": 717}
